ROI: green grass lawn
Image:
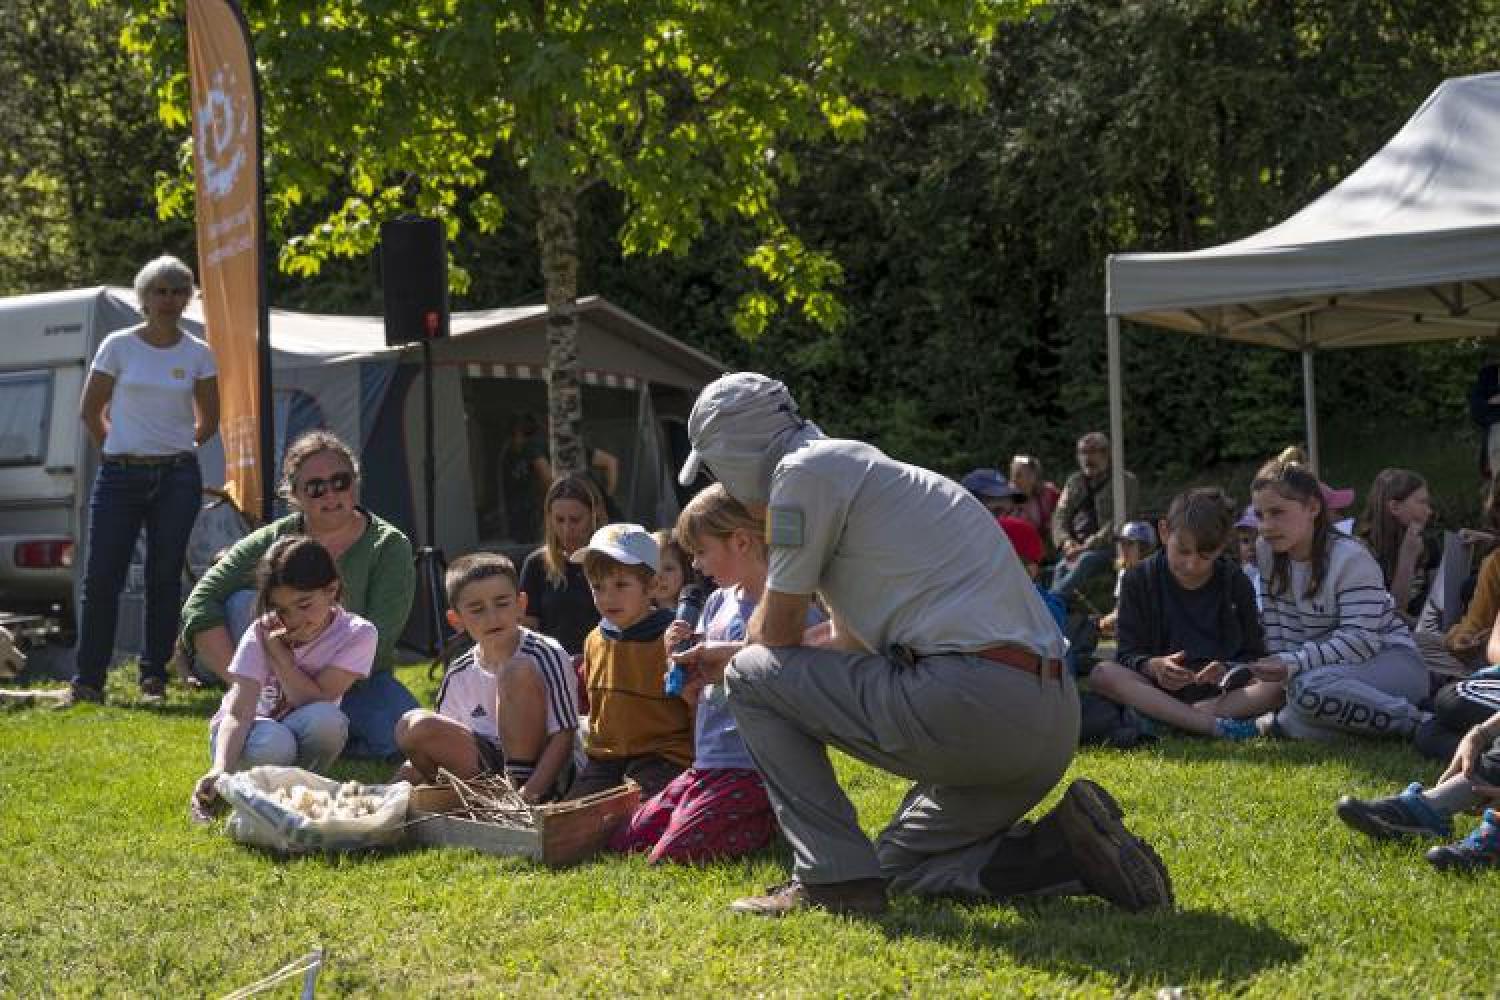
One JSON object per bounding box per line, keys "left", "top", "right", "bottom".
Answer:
{"left": 1, "top": 664, "right": 1495, "bottom": 998}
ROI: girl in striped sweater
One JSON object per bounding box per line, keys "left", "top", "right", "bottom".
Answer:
{"left": 1247, "top": 460, "right": 1429, "bottom": 741}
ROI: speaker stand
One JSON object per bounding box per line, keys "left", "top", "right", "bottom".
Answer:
{"left": 412, "top": 544, "right": 449, "bottom": 657}
{"left": 410, "top": 335, "right": 452, "bottom": 662}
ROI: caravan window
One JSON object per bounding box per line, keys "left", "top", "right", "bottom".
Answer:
{"left": 0, "top": 370, "right": 52, "bottom": 467}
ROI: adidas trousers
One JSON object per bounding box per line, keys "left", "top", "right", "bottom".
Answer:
{"left": 1272, "top": 645, "right": 1428, "bottom": 741}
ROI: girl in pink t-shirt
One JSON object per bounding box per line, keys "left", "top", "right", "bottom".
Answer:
{"left": 191, "top": 537, "right": 377, "bottom": 816}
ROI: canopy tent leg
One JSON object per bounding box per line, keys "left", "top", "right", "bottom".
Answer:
{"left": 1302, "top": 346, "right": 1320, "bottom": 475}
{"left": 1107, "top": 315, "right": 1127, "bottom": 525}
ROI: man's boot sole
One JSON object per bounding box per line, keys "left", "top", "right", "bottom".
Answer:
{"left": 1056, "top": 779, "right": 1174, "bottom": 912}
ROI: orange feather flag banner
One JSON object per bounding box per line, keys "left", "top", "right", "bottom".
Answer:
{"left": 186, "top": 0, "right": 273, "bottom": 522}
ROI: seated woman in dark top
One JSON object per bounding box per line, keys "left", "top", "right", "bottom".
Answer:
{"left": 519, "top": 474, "right": 609, "bottom": 655}
{"left": 499, "top": 415, "right": 550, "bottom": 543}
{"left": 1087, "top": 488, "right": 1274, "bottom": 741}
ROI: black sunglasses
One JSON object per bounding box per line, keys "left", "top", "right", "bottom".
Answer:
{"left": 299, "top": 471, "right": 353, "bottom": 498}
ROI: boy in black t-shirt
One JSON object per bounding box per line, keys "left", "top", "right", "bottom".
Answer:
{"left": 1087, "top": 488, "right": 1274, "bottom": 740}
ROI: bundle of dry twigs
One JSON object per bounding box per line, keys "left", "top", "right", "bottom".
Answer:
{"left": 433, "top": 768, "right": 539, "bottom": 830}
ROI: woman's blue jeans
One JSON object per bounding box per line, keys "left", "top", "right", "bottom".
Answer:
{"left": 73, "top": 454, "right": 201, "bottom": 690}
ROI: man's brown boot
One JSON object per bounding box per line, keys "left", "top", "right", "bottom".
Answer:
{"left": 1053, "top": 778, "right": 1173, "bottom": 912}
{"left": 729, "top": 878, "right": 889, "bottom": 917}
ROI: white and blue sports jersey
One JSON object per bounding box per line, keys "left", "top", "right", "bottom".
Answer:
{"left": 435, "top": 626, "right": 580, "bottom": 742}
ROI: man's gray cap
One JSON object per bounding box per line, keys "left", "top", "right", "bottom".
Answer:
{"left": 677, "top": 373, "right": 805, "bottom": 488}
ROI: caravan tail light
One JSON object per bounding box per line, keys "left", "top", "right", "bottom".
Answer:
{"left": 15, "top": 539, "right": 73, "bottom": 568}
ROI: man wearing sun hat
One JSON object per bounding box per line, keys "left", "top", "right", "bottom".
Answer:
{"left": 672, "top": 372, "right": 1173, "bottom": 917}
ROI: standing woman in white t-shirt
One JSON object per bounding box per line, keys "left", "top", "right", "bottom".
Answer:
{"left": 69, "top": 255, "right": 219, "bottom": 706}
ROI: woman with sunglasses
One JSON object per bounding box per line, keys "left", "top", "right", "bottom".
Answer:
{"left": 68, "top": 255, "right": 219, "bottom": 707}
{"left": 180, "top": 430, "right": 418, "bottom": 759}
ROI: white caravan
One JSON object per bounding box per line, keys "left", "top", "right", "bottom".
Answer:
{"left": 0, "top": 288, "right": 142, "bottom": 629}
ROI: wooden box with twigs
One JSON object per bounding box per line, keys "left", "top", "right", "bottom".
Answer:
{"left": 405, "top": 771, "right": 640, "bottom": 866}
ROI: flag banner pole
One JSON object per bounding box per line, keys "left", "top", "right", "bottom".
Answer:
{"left": 186, "top": 0, "right": 272, "bottom": 521}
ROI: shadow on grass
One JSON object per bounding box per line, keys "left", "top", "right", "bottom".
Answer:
{"left": 131, "top": 700, "right": 220, "bottom": 719}
{"left": 0, "top": 696, "right": 218, "bottom": 720}
{"left": 880, "top": 897, "right": 1303, "bottom": 988}
{"left": 1131, "top": 732, "right": 1433, "bottom": 786}
{"left": 225, "top": 837, "right": 439, "bottom": 865}
{"left": 0, "top": 677, "right": 225, "bottom": 718}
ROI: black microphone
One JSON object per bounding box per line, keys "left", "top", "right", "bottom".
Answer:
{"left": 664, "top": 584, "right": 709, "bottom": 696}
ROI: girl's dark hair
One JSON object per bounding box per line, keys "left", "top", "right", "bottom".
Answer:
{"left": 256, "top": 536, "right": 341, "bottom": 610}
{"left": 1163, "top": 487, "right": 1235, "bottom": 553}
{"left": 1251, "top": 459, "right": 1330, "bottom": 599}
{"left": 1357, "top": 468, "right": 1426, "bottom": 585}
{"left": 651, "top": 529, "right": 704, "bottom": 591}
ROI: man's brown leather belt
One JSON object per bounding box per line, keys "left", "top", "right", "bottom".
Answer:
{"left": 970, "top": 645, "right": 1064, "bottom": 680}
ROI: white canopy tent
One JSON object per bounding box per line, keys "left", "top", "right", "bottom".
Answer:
{"left": 1103, "top": 71, "right": 1500, "bottom": 517}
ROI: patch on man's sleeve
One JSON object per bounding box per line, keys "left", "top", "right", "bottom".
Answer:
{"left": 766, "top": 506, "right": 805, "bottom": 548}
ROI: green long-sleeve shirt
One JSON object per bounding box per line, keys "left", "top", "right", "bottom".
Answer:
{"left": 179, "top": 509, "right": 414, "bottom": 674}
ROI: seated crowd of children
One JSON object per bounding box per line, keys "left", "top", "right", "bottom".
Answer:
{"left": 189, "top": 477, "right": 810, "bottom": 867}
{"left": 961, "top": 448, "right": 1500, "bottom": 871}
{"left": 188, "top": 441, "right": 1500, "bottom": 874}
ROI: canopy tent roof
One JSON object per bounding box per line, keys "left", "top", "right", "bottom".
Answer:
{"left": 1106, "top": 71, "right": 1500, "bottom": 348}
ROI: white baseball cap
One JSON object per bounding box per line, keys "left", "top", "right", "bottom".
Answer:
{"left": 568, "top": 523, "right": 660, "bottom": 573}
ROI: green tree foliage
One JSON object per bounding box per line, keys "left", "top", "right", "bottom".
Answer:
{"left": 0, "top": 0, "right": 190, "bottom": 294}
{"left": 13, "top": 1, "right": 1500, "bottom": 504}
{"left": 121, "top": 0, "right": 1026, "bottom": 472}
{"left": 585, "top": 0, "right": 1499, "bottom": 488}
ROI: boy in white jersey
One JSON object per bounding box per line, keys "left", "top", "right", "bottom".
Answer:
{"left": 393, "top": 553, "right": 579, "bottom": 802}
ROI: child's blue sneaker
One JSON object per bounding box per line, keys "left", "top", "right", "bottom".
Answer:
{"left": 1426, "top": 809, "right": 1500, "bottom": 871}
{"left": 1336, "top": 782, "right": 1452, "bottom": 841}
{"left": 1213, "top": 717, "right": 1259, "bottom": 741}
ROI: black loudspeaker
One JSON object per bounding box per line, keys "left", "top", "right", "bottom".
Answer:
{"left": 380, "top": 216, "right": 449, "bottom": 346}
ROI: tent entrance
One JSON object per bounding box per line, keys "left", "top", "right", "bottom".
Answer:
{"left": 459, "top": 375, "right": 677, "bottom": 558}
{"left": 462, "top": 376, "right": 549, "bottom": 551}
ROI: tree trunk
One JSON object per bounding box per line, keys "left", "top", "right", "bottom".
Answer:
{"left": 536, "top": 183, "right": 585, "bottom": 477}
